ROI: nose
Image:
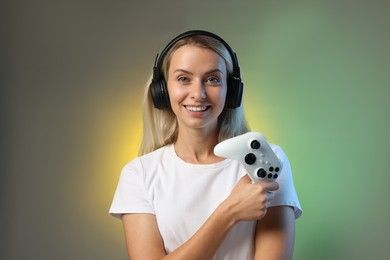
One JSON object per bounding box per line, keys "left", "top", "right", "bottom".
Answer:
{"left": 190, "top": 80, "right": 206, "bottom": 101}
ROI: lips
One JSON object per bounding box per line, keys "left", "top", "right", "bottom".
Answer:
{"left": 185, "top": 105, "right": 209, "bottom": 112}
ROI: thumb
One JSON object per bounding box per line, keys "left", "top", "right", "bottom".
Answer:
{"left": 239, "top": 174, "right": 252, "bottom": 184}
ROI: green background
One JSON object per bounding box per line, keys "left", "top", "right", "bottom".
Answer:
{"left": 2, "top": 0, "right": 389, "bottom": 259}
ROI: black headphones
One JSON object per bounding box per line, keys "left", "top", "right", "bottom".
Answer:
{"left": 150, "top": 30, "right": 243, "bottom": 110}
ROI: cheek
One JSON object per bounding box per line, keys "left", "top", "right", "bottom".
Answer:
{"left": 167, "top": 82, "right": 183, "bottom": 103}
{"left": 167, "top": 85, "right": 189, "bottom": 114}
{"left": 213, "top": 86, "right": 227, "bottom": 107}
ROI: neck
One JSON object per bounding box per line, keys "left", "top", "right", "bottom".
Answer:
{"left": 174, "top": 127, "right": 223, "bottom": 164}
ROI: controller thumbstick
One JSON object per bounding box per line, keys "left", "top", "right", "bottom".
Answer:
{"left": 244, "top": 153, "right": 256, "bottom": 165}
{"left": 257, "top": 168, "right": 267, "bottom": 178}
{"left": 250, "top": 140, "right": 261, "bottom": 149}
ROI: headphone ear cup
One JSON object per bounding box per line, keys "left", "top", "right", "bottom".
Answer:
{"left": 150, "top": 79, "right": 171, "bottom": 109}
{"left": 225, "top": 78, "right": 243, "bottom": 108}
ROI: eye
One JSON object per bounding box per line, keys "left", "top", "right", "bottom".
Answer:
{"left": 177, "top": 76, "right": 190, "bottom": 83}
{"left": 206, "top": 76, "right": 221, "bottom": 85}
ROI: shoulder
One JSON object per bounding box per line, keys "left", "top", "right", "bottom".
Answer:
{"left": 120, "top": 145, "right": 173, "bottom": 186}
{"left": 139, "top": 145, "right": 171, "bottom": 162}
{"left": 268, "top": 143, "right": 303, "bottom": 218}
{"left": 124, "top": 145, "right": 171, "bottom": 171}
{"left": 270, "top": 143, "right": 290, "bottom": 165}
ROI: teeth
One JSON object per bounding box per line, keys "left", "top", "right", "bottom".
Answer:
{"left": 186, "top": 106, "right": 207, "bottom": 112}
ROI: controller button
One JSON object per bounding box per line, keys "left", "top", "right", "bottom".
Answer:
{"left": 269, "top": 167, "right": 274, "bottom": 172}
{"left": 257, "top": 168, "right": 267, "bottom": 178}
{"left": 275, "top": 167, "right": 280, "bottom": 172}
{"left": 244, "top": 153, "right": 256, "bottom": 165}
{"left": 265, "top": 161, "right": 270, "bottom": 165}
{"left": 267, "top": 173, "right": 273, "bottom": 178}
{"left": 250, "top": 140, "right": 261, "bottom": 149}
{"left": 274, "top": 174, "right": 278, "bottom": 179}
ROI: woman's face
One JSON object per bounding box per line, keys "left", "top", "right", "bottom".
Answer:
{"left": 166, "top": 45, "right": 227, "bottom": 133}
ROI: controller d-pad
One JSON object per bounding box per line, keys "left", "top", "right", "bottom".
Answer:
{"left": 250, "top": 140, "right": 261, "bottom": 149}
{"left": 257, "top": 168, "right": 267, "bottom": 178}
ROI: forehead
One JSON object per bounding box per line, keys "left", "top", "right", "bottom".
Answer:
{"left": 168, "top": 45, "right": 227, "bottom": 73}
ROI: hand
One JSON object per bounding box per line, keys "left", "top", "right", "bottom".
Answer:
{"left": 223, "top": 175, "right": 279, "bottom": 223}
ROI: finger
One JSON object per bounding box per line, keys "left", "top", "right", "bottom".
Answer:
{"left": 264, "top": 181, "right": 279, "bottom": 192}
{"left": 266, "top": 191, "right": 275, "bottom": 201}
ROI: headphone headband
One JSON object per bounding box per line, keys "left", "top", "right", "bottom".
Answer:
{"left": 153, "top": 30, "right": 241, "bottom": 81}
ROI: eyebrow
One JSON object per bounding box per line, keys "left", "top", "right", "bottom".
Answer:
{"left": 173, "top": 69, "right": 224, "bottom": 75}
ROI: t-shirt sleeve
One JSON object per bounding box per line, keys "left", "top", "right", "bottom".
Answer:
{"left": 269, "top": 145, "right": 303, "bottom": 219}
{"left": 109, "top": 158, "right": 155, "bottom": 219}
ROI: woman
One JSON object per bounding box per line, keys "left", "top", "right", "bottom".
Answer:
{"left": 110, "top": 30, "right": 302, "bottom": 260}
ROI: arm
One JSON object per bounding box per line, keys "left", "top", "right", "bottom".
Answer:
{"left": 122, "top": 175, "right": 279, "bottom": 260}
{"left": 122, "top": 213, "right": 166, "bottom": 259}
{"left": 122, "top": 205, "right": 235, "bottom": 260}
{"left": 254, "top": 206, "right": 296, "bottom": 260}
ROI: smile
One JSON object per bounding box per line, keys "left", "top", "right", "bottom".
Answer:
{"left": 185, "top": 105, "right": 209, "bottom": 112}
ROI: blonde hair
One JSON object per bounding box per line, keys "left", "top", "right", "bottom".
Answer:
{"left": 139, "top": 35, "right": 249, "bottom": 155}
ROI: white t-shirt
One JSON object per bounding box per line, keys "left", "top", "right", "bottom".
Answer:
{"left": 109, "top": 144, "right": 302, "bottom": 259}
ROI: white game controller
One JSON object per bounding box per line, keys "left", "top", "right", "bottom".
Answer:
{"left": 214, "top": 131, "right": 282, "bottom": 183}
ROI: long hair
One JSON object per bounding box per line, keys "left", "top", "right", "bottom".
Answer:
{"left": 139, "top": 34, "right": 249, "bottom": 155}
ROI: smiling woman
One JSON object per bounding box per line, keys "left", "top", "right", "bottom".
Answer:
{"left": 167, "top": 45, "right": 227, "bottom": 134}
{"left": 109, "top": 30, "right": 302, "bottom": 260}
{"left": 141, "top": 31, "right": 247, "bottom": 156}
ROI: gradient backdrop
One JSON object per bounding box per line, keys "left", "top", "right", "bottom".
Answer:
{"left": 2, "top": 0, "right": 389, "bottom": 259}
